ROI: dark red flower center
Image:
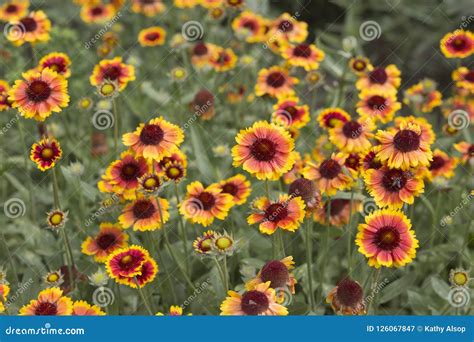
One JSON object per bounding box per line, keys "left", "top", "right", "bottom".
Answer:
{"left": 381, "top": 169, "right": 408, "bottom": 192}
{"left": 464, "top": 70, "right": 474, "bottom": 82}
{"left": 364, "top": 152, "right": 382, "bottom": 170}
{"left": 289, "top": 178, "right": 316, "bottom": 204}
{"left": 26, "top": 80, "right": 51, "bottom": 102}
{"left": 132, "top": 199, "right": 156, "bottom": 219}
{"left": 264, "top": 203, "right": 288, "bottom": 222}
{"left": 216, "top": 52, "right": 230, "bottom": 64}
{"left": 352, "top": 59, "right": 366, "bottom": 71}
{"left": 336, "top": 278, "right": 363, "bottom": 307}
{"left": 319, "top": 159, "right": 341, "bottom": 179}
{"left": 97, "top": 233, "right": 117, "bottom": 250}
{"left": 44, "top": 60, "right": 66, "bottom": 73}
{"left": 284, "top": 105, "right": 298, "bottom": 118}
{"left": 324, "top": 199, "right": 347, "bottom": 216}
{"left": 293, "top": 44, "right": 311, "bottom": 58}
{"left": 103, "top": 66, "right": 121, "bottom": 81}
{"left": 242, "top": 19, "right": 257, "bottom": 32}
{"left": 197, "top": 191, "right": 215, "bottom": 210}
{"left": 20, "top": 17, "right": 37, "bottom": 32}
{"left": 393, "top": 129, "right": 420, "bottom": 152}
{"left": 241, "top": 290, "right": 269, "bottom": 315}
{"left": 165, "top": 165, "right": 183, "bottom": 180}
{"left": 278, "top": 20, "right": 294, "bottom": 32}
{"left": 222, "top": 183, "right": 238, "bottom": 196}
{"left": 146, "top": 32, "right": 160, "bottom": 41}
{"left": 120, "top": 162, "right": 140, "bottom": 181}
{"left": 369, "top": 67, "right": 388, "bottom": 84}
{"left": 367, "top": 95, "right": 387, "bottom": 111}
{"left": 250, "top": 138, "right": 277, "bottom": 161}
{"left": 193, "top": 42, "right": 208, "bottom": 56}
{"left": 468, "top": 145, "right": 474, "bottom": 156}
{"left": 194, "top": 89, "right": 214, "bottom": 106}
{"left": 451, "top": 37, "right": 467, "bottom": 50}
{"left": 91, "top": 6, "right": 104, "bottom": 16}
{"left": 374, "top": 226, "right": 401, "bottom": 250}
{"left": 139, "top": 124, "right": 164, "bottom": 145}
{"left": 342, "top": 121, "right": 362, "bottom": 139}
{"left": 6, "top": 4, "right": 18, "bottom": 13}
{"left": 260, "top": 260, "right": 289, "bottom": 288}
{"left": 429, "top": 156, "right": 446, "bottom": 170}
{"left": 141, "top": 0, "right": 156, "bottom": 4}
{"left": 34, "top": 302, "right": 58, "bottom": 315}
{"left": 266, "top": 72, "right": 285, "bottom": 88}
{"left": 345, "top": 154, "right": 360, "bottom": 170}
{"left": 324, "top": 112, "right": 349, "bottom": 128}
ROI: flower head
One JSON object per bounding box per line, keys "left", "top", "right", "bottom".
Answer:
{"left": 82, "top": 222, "right": 129, "bottom": 263}
{"left": 440, "top": 30, "right": 474, "bottom": 59}
{"left": 90, "top": 57, "right": 135, "bottom": 91}
{"left": 19, "top": 287, "right": 73, "bottom": 316}
{"left": 119, "top": 196, "right": 169, "bottom": 231}
{"left": 30, "top": 138, "right": 62, "bottom": 171}
{"left": 326, "top": 278, "right": 366, "bottom": 315}
{"left": 255, "top": 66, "right": 298, "bottom": 98}
{"left": 138, "top": 26, "right": 166, "bottom": 47}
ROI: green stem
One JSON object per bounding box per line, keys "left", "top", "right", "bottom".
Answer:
{"left": 346, "top": 189, "right": 354, "bottom": 273}
{"left": 52, "top": 167, "right": 76, "bottom": 291}
{"left": 213, "top": 256, "right": 226, "bottom": 291}
{"left": 305, "top": 219, "right": 315, "bottom": 312}
{"left": 17, "top": 119, "right": 36, "bottom": 221}
{"left": 112, "top": 97, "right": 119, "bottom": 154}
{"left": 174, "top": 183, "right": 190, "bottom": 276}
{"left": 430, "top": 190, "right": 442, "bottom": 247}
{"left": 223, "top": 255, "right": 229, "bottom": 293}
{"left": 319, "top": 197, "right": 331, "bottom": 299}
{"left": 134, "top": 278, "right": 154, "bottom": 315}
{"left": 367, "top": 268, "right": 382, "bottom": 314}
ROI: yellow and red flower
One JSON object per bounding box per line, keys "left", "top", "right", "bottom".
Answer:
{"left": 255, "top": 66, "right": 298, "bottom": 98}
{"left": 209, "top": 47, "right": 238, "bottom": 72}
{"left": 356, "top": 64, "right": 401, "bottom": 93}
{"left": 348, "top": 56, "right": 371, "bottom": 75}
{"left": 232, "top": 10, "right": 266, "bottom": 43}
{"left": 364, "top": 166, "right": 424, "bottom": 209}
{"left": 38, "top": 52, "right": 72, "bottom": 78}
{"left": 356, "top": 88, "right": 401, "bottom": 124}
{"left": 119, "top": 196, "right": 169, "bottom": 231}
{"left": 281, "top": 43, "right": 325, "bottom": 71}
{"left": 454, "top": 141, "right": 474, "bottom": 164}
{"left": 9, "top": 68, "right": 69, "bottom": 121}
{"left": 317, "top": 107, "right": 350, "bottom": 130}
{"left": 376, "top": 121, "right": 433, "bottom": 170}
{"left": 138, "top": 26, "right": 166, "bottom": 47}
{"left": 427, "top": 149, "right": 458, "bottom": 180}
{"left": 193, "top": 230, "right": 216, "bottom": 255}
{"left": 326, "top": 278, "right": 366, "bottom": 315}
{"left": 174, "top": 0, "right": 199, "bottom": 8}
{"left": 232, "top": 121, "right": 296, "bottom": 180}
{"left": 440, "top": 30, "right": 474, "bottom": 59}
{"left": 30, "top": 138, "right": 62, "bottom": 171}
{"left": 394, "top": 116, "right": 436, "bottom": 145}
{"left": 19, "top": 287, "right": 73, "bottom": 316}
{"left": 80, "top": 3, "right": 115, "bottom": 24}
{"left": 0, "top": 284, "right": 10, "bottom": 313}
{"left": 123, "top": 116, "right": 184, "bottom": 162}
{"left": 403, "top": 79, "right": 442, "bottom": 113}
{"left": 179, "top": 181, "right": 233, "bottom": 227}
{"left": 269, "top": 12, "right": 308, "bottom": 43}
{"left": 220, "top": 281, "right": 288, "bottom": 316}
{"left": 214, "top": 174, "right": 251, "bottom": 205}
{"left": 156, "top": 305, "right": 189, "bottom": 316}
{"left": 81, "top": 222, "right": 129, "bottom": 263}
{"left": 131, "top": 0, "right": 166, "bottom": 16}
{"left": 329, "top": 118, "right": 374, "bottom": 153}
{"left": 452, "top": 67, "right": 474, "bottom": 93}
{"left": 72, "top": 300, "right": 105, "bottom": 316}
{"left": 356, "top": 209, "right": 419, "bottom": 268}
{"left": 106, "top": 245, "right": 150, "bottom": 279}
{"left": 90, "top": 57, "right": 135, "bottom": 91}
{"left": 302, "top": 153, "right": 355, "bottom": 196}
{"left": 98, "top": 151, "right": 150, "bottom": 200}
{"left": 190, "top": 42, "right": 216, "bottom": 68}
{"left": 114, "top": 257, "right": 158, "bottom": 288}
{"left": 271, "top": 96, "right": 310, "bottom": 129}
{"left": 247, "top": 194, "right": 305, "bottom": 235}
{"left": 0, "top": 0, "right": 29, "bottom": 22}
{"left": 360, "top": 147, "right": 383, "bottom": 174}
{"left": 6, "top": 10, "right": 51, "bottom": 45}
{"left": 0, "top": 80, "right": 11, "bottom": 111}
{"left": 245, "top": 256, "right": 297, "bottom": 294}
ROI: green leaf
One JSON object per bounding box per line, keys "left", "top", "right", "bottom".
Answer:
{"left": 430, "top": 276, "right": 450, "bottom": 300}
{"left": 378, "top": 274, "right": 415, "bottom": 304}
{"left": 189, "top": 124, "right": 216, "bottom": 181}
